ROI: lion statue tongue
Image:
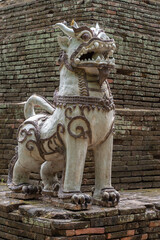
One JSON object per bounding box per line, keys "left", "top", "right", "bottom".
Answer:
{"left": 99, "top": 67, "right": 110, "bottom": 86}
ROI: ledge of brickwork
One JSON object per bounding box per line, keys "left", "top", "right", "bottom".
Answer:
{"left": 0, "top": 183, "right": 160, "bottom": 239}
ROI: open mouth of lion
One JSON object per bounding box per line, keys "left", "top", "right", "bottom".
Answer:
{"left": 72, "top": 39, "right": 116, "bottom": 67}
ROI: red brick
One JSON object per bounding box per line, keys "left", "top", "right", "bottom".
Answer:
{"left": 66, "top": 229, "right": 76, "bottom": 237}
{"left": 141, "top": 234, "right": 148, "bottom": 240}
{"left": 90, "top": 235, "right": 105, "bottom": 240}
{"left": 128, "top": 18, "right": 136, "bottom": 22}
{"left": 127, "top": 230, "right": 135, "bottom": 236}
{"left": 121, "top": 237, "right": 132, "bottom": 240}
{"left": 107, "top": 230, "right": 135, "bottom": 239}
{"left": 107, "top": 79, "right": 114, "bottom": 83}
{"left": 107, "top": 1, "right": 119, "bottom": 6}
{"left": 75, "top": 228, "right": 104, "bottom": 235}
{"left": 107, "top": 233, "right": 111, "bottom": 239}
{"left": 149, "top": 220, "right": 160, "bottom": 227}
{"left": 106, "top": 10, "right": 116, "bottom": 15}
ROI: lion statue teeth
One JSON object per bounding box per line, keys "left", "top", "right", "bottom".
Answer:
{"left": 7, "top": 21, "right": 120, "bottom": 208}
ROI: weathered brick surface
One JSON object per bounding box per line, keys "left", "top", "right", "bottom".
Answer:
{"left": 0, "top": 185, "right": 160, "bottom": 239}
{"left": 112, "top": 109, "right": 160, "bottom": 191}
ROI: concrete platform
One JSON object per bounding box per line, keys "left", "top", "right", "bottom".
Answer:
{"left": 0, "top": 183, "right": 160, "bottom": 239}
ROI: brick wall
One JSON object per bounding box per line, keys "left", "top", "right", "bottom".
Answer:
{"left": 0, "top": 0, "right": 159, "bottom": 108}
{"left": 0, "top": 104, "right": 23, "bottom": 179}
{"left": 0, "top": 0, "right": 94, "bottom": 103}
{"left": 113, "top": 109, "right": 160, "bottom": 190}
{"left": 92, "top": 0, "right": 160, "bottom": 109}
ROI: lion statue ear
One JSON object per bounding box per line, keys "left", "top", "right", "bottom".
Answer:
{"left": 71, "top": 19, "right": 79, "bottom": 29}
{"left": 57, "top": 35, "right": 70, "bottom": 51}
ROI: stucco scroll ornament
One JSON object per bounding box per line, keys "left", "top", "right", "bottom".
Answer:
{"left": 7, "top": 20, "right": 120, "bottom": 208}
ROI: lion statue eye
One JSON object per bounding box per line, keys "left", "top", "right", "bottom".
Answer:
{"left": 81, "top": 32, "right": 91, "bottom": 41}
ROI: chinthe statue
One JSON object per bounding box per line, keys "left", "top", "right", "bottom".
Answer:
{"left": 8, "top": 21, "right": 120, "bottom": 208}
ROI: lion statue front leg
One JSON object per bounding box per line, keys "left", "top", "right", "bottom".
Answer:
{"left": 57, "top": 122, "right": 92, "bottom": 206}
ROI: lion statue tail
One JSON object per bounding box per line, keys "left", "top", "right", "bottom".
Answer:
{"left": 24, "top": 94, "right": 55, "bottom": 119}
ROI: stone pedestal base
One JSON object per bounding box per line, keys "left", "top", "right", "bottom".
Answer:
{"left": 44, "top": 196, "right": 91, "bottom": 211}
{"left": 6, "top": 191, "right": 41, "bottom": 200}
{"left": 1, "top": 185, "right": 160, "bottom": 239}
{"left": 42, "top": 190, "right": 58, "bottom": 197}
{"left": 93, "top": 198, "right": 118, "bottom": 207}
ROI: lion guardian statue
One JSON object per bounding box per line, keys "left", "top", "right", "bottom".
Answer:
{"left": 8, "top": 21, "right": 120, "bottom": 207}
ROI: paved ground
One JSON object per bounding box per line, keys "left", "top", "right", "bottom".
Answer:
{"left": 0, "top": 183, "right": 160, "bottom": 218}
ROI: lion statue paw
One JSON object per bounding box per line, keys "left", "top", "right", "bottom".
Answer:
{"left": 101, "top": 188, "right": 120, "bottom": 207}
{"left": 22, "top": 185, "right": 42, "bottom": 195}
{"left": 71, "top": 193, "right": 92, "bottom": 206}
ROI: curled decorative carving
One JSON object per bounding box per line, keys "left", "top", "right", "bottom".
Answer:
{"left": 18, "top": 117, "right": 65, "bottom": 160}
{"left": 18, "top": 120, "right": 43, "bottom": 157}
{"left": 67, "top": 116, "right": 92, "bottom": 143}
{"left": 79, "top": 105, "right": 91, "bottom": 116}
{"left": 65, "top": 107, "right": 73, "bottom": 120}
{"left": 26, "top": 139, "right": 38, "bottom": 152}
{"left": 17, "top": 120, "right": 39, "bottom": 142}
{"left": 47, "top": 135, "right": 57, "bottom": 152}
{"left": 18, "top": 129, "right": 34, "bottom": 143}
{"left": 40, "top": 123, "right": 65, "bottom": 157}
